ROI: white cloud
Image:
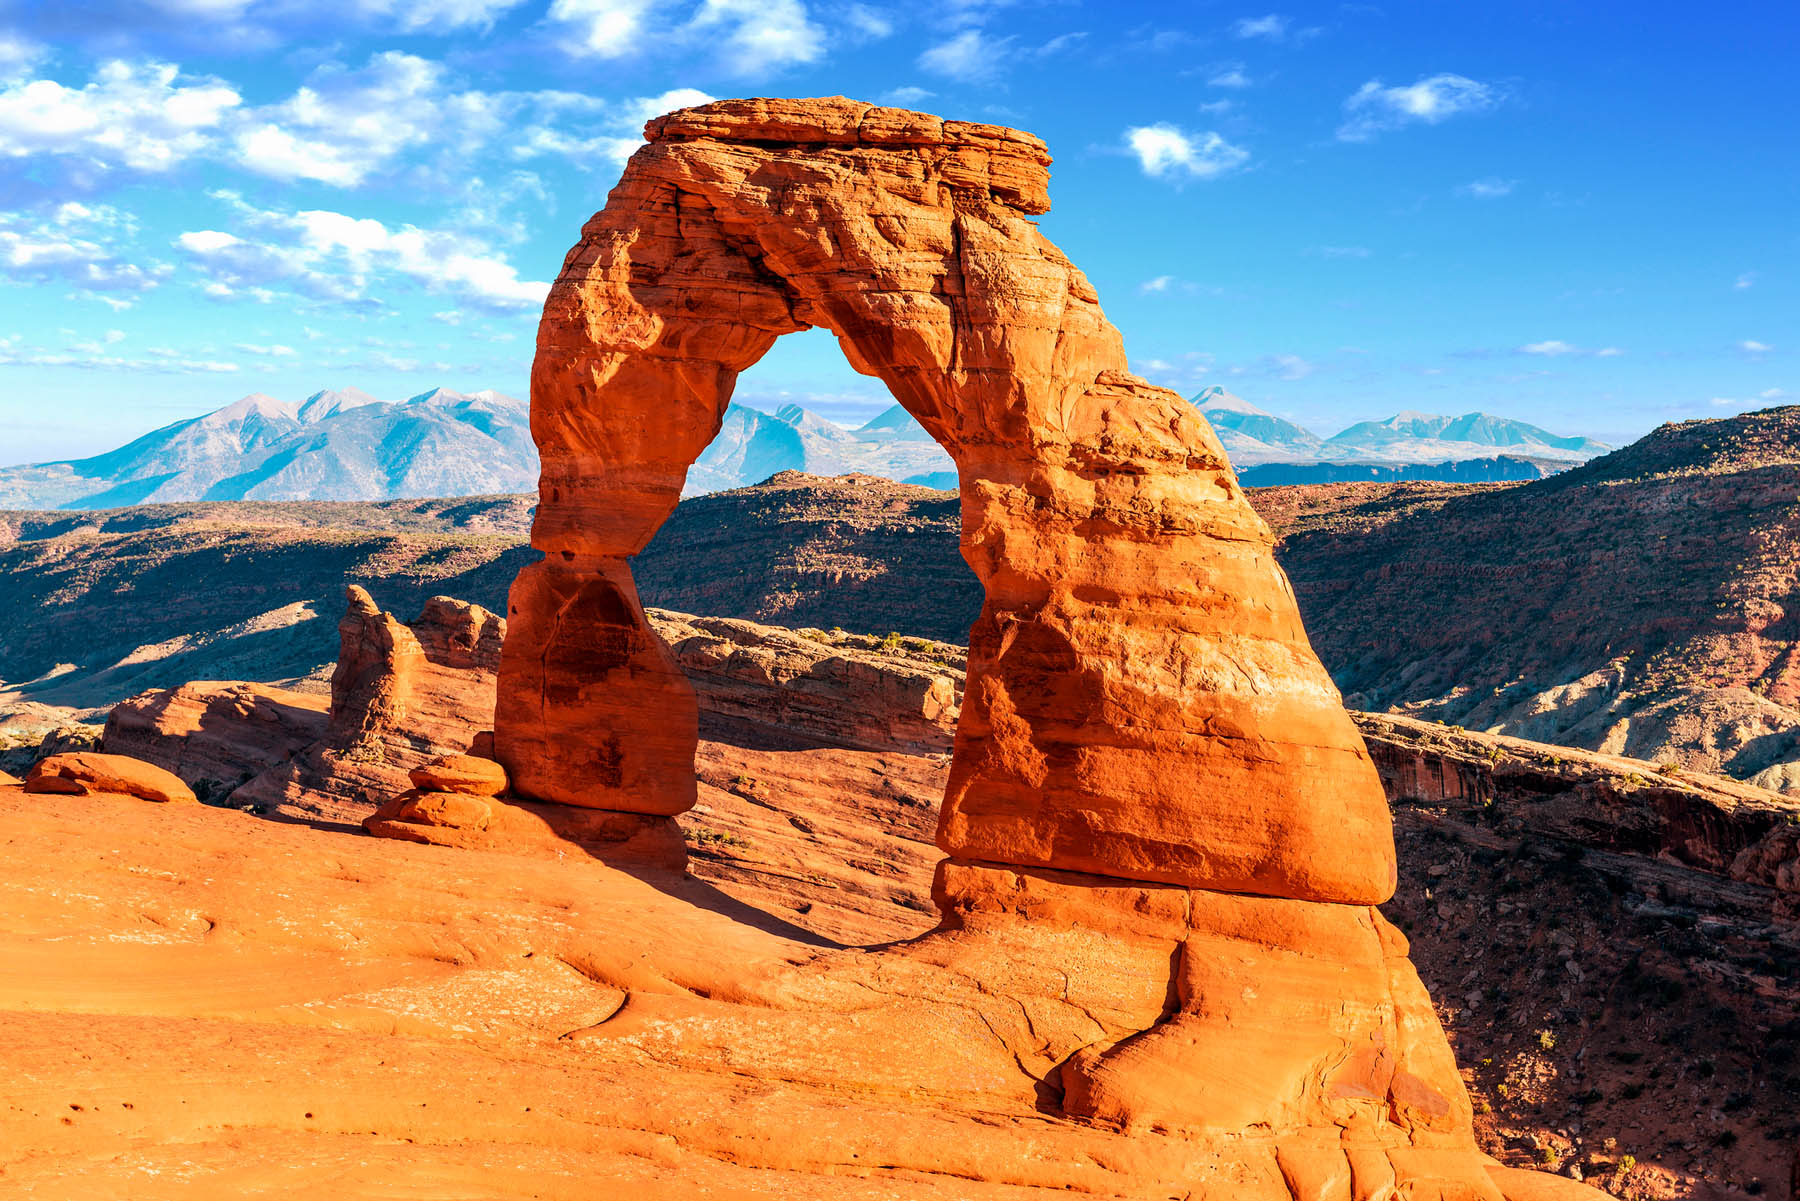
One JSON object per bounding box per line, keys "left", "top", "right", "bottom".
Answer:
{"left": 0, "top": 52, "right": 697, "bottom": 194}
{"left": 514, "top": 87, "right": 715, "bottom": 166}
{"left": 1232, "top": 13, "right": 1289, "bottom": 40}
{"left": 0, "top": 33, "right": 44, "bottom": 82}
{"left": 0, "top": 203, "right": 168, "bottom": 303}
{"left": 549, "top": 0, "right": 824, "bottom": 75}
{"left": 1311, "top": 245, "right": 1371, "bottom": 258}
{"left": 1740, "top": 339, "right": 1772, "bottom": 353}
{"left": 691, "top": 0, "right": 824, "bottom": 74}
{"left": 0, "top": 60, "right": 240, "bottom": 173}
{"left": 177, "top": 193, "right": 550, "bottom": 313}
{"left": 1125, "top": 124, "right": 1249, "bottom": 181}
{"left": 881, "top": 86, "right": 935, "bottom": 106}
{"left": 1516, "top": 340, "right": 1624, "bottom": 358}
{"left": 918, "top": 30, "right": 1013, "bottom": 82}
{"left": 354, "top": 0, "right": 527, "bottom": 33}
{"left": 1338, "top": 73, "right": 1500, "bottom": 142}
{"left": 1140, "top": 275, "right": 1173, "bottom": 293}
{"left": 233, "top": 342, "right": 297, "bottom": 357}
{"left": 1269, "top": 353, "right": 1313, "bottom": 380}
{"left": 232, "top": 52, "right": 492, "bottom": 187}
{"left": 0, "top": 342, "right": 238, "bottom": 373}
{"left": 1458, "top": 177, "right": 1515, "bottom": 198}
{"left": 548, "top": 0, "right": 659, "bottom": 57}
{"left": 1207, "top": 62, "right": 1252, "bottom": 88}
{"left": 1734, "top": 271, "right": 1756, "bottom": 290}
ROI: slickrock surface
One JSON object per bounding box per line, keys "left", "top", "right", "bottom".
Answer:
{"left": 481, "top": 96, "right": 1580, "bottom": 1200}
{"left": 103, "top": 681, "right": 329, "bottom": 800}
{"left": 24, "top": 750, "right": 196, "bottom": 803}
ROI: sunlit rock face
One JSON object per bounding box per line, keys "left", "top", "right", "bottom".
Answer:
{"left": 498, "top": 96, "right": 1393, "bottom": 903}
{"left": 487, "top": 97, "right": 1602, "bottom": 1199}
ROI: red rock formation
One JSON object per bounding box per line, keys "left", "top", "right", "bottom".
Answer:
{"left": 102, "top": 682, "right": 329, "bottom": 798}
{"left": 487, "top": 97, "right": 1594, "bottom": 1200}
{"left": 499, "top": 95, "right": 1393, "bottom": 903}
{"left": 233, "top": 587, "right": 504, "bottom": 821}
{"left": 649, "top": 609, "right": 960, "bottom": 754}
{"left": 25, "top": 751, "right": 196, "bottom": 803}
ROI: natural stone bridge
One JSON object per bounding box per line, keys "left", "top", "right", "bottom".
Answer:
{"left": 467, "top": 97, "right": 1595, "bottom": 1200}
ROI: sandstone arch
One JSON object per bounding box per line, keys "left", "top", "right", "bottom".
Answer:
{"left": 495, "top": 97, "right": 1395, "bottom": 905}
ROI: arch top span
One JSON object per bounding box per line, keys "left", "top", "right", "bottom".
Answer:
{"left": 495, "top": 96, "right": 1398, "bottom": 906}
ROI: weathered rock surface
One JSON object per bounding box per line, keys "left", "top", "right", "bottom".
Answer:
{"left": 482, "top": 96, "right": 1582, "bottom": 1199}
{"left": 1258, "top": 407, "right": 1800, "bottom": 793}
{"left": 648, "top": 608, "right": 961, "bottom": 754}
{"left": 103, "top": 681, "right": 329, "bottom": 800}
{"left": 500, "top": 95, "right": 1395, "bottom": 903}
{"left": 409, "top": 752, "right": 508, "bottom": 796}
{"left": 25, "top": 751, "right": 196, "bottom": 803}
{"left": 231, "top": 586, "right": 504, "bottom": 821}
{"left": 1356, "top": 712, "right": 1800, "bottom": 916}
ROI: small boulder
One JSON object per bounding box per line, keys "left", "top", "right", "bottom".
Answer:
{"left": 392, "top": 790, "right": 494, "bottom": 830}
{"left": 409, "top": 754, "right": 507, "bottom": 797}
{"left": 25, "top": 752, "right": 198, "bottom": 804}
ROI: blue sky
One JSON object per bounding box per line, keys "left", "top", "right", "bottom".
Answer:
{"left": 0, "top": 0, "right": 1792, "bottom": 463}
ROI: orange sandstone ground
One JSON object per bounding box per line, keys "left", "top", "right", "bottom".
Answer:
{"left": 0, "top": 770, "right": 1185, "bottom": 1201}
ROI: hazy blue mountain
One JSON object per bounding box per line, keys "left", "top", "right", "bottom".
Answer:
{"left": 0, "top": 388, "right": 538, "bottom": 508}
{"left": 1324, "top": 410, "right": 1607, "bottom": 461}
{"left": 1191, "top": 387, "right": 1327, "bottom": 464}
{"left": 1184, "top": 389, "right": 1609, "bottom": 476}
{"left": 856, "top": 403, "right": 937, "bottom": 442}
{"left": 0, "top": 381, "right": 1609, "bottom": 509}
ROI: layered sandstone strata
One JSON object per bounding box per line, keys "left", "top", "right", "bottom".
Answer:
{"left": 500, "top": 96, "right": 1394, "bottom": 903}
{"left": 103, "top": 681, "right": 329, "bottom": 799}
{"left": 231, "top": 586, "right": 505, "bottom": 821}
{"left": 488, "top": 97, "right": 1597, "bottom": 1199}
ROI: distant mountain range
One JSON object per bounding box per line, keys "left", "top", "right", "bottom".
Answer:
{"left": 0, "top": 384, "right": 1609, "bottom": 509}
{"left": 1191, "top": 386, "right": 1611, "bottom": 484}
{"left": 0, "top": 388, "right": 538, "bottom": 509}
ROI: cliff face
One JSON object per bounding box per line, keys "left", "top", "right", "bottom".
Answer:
{"left": 1257, "top": 408, "right": 1800, "bottom": 792}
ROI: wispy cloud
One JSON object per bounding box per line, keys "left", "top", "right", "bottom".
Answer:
{"left": 0, "top": 202, "right": 169, "bottom": 307}
{"left": 0, "top": 60, "right": 240, "bottom": 176}
{"left": 176, "top": 191, "right": 549, "bottom": 313}
{"left": 1739, "top": 339, "right": 1773, "bottom": 354}
{"left": 1206, "top": 61, "right": 1252, "bottom": 88}
{"left": 918, "top": 29, "right": 1013, "bottom": 82}
{"left": 1518, "top": 339, "right": 1624, "bottom": 358}
{"left": 1734, "top": 271, "right": 1757, "bottom": 290}
{"left": 1337, "top": 73, "right": 1501, "bottom": 142}
{"left": 548, "top": 0, "right": 827, "bottom": 76}
{"left": 1457, "top": 177, "right": 1515, "bottom": 198}
{"left": 1232, "top": 14, "right": 1288, "bottom": 40}
{"left": 1308, "top": 245, "right": 1371, "bottom": 258}
{"left": 1125, "top": 123, "right": 1250, "bottom": 181}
